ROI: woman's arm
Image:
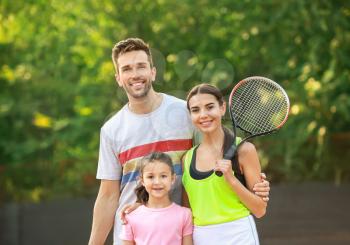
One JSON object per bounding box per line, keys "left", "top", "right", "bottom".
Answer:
{"left": 181, "top": 155, "right": 191, "bottom": 208}
{"left": 182, "top": 186, "right": 191, "bottom": 208}
{"left": 119, "top": 203, "right": 142, "bottom": 224}
{"left": 215, "top": 142, "right": 267, "bottom": 218}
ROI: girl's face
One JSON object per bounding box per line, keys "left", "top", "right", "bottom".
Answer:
{"left": 141, "top": 161, "right": 175, "bottom": 200}
{"left": 188, "top": 93, "right": 225, "bottom": 134}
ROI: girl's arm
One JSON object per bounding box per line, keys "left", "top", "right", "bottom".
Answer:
{"left": 215, "top": 142, "right": 267, "bottom": 218}
{"left": 182, "top": 234, "right": 193, "bottom": 245}
{"left": 182, "top": 208, "right": 194, "bottom": 245}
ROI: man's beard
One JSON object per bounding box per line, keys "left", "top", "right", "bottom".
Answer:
{"left": 125, "top": 79, "right": 152, "bottom": 99}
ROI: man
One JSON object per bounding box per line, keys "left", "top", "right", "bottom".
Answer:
{"left": 88, "top": 38, "right": 270, "bottom": 245}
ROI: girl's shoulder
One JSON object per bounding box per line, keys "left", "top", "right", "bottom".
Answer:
{"left": 172, "top": 203, "right": 192, "bottom": 215}
{"left": 124, "top": 205, "right": 146, "bottom": 220}
{"left": 171, "top": 204, "right": 193, "bottom": 225}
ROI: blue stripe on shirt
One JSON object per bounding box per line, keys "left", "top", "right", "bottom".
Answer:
{"left": 121, "top": 163, "right": 182, "bottom": 186}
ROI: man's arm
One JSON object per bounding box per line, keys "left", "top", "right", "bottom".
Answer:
{"left": 121, "top": 241, "right": 135, "bottom": 245}
{"left": 89, "top": 179, "right": 120, "bottom": 245}
{"left": 253, "top": 173, "right": 270, "bottom": 202}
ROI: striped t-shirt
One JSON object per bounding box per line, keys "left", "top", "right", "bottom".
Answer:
{"left": 96, "top": 93, "right": 194, "bottom": 244}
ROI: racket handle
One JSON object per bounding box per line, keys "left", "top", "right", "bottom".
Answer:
{"left": 223, "top": 147, "right": 235, "bottom": 160}
{"left": 215, "top": 147, "right": 236, "bottom": 177}
{"left": 215, "top": 171, "right": 223, "bottom": 177}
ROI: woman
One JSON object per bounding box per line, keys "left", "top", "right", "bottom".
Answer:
{"left": 182, "top": 83, "right": 266, "bottom": 245}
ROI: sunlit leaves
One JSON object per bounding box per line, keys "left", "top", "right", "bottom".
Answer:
{"left": 33, "top": 112, "right": 53, "bottom": 128}
{"left": 1, "top": 0, "right": 349, "bottom": 202}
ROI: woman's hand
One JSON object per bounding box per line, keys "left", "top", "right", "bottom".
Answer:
{"left": 214, "top": 159, "right": 236, "bottom": 182}
{"left": 119, "top": 202, "right": 141, "bottom": 224}
{"left": 215, "top": 159, "right": 270, "bottom": 203}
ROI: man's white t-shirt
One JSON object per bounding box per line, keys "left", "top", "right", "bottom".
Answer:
{"left": 96, "top": 93, "right": 194, "bottom": 244}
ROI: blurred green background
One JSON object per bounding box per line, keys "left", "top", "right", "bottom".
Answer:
{"left": 1, "top": 0, "right": 349, "bottom": 204}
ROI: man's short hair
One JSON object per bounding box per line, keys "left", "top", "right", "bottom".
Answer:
{"left": 112, "top": 38, "right": 153, "bottom": 73}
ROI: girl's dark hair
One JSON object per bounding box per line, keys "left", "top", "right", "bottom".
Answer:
{"left": 135, "top": 152, "right": 174, "bottom": 205}
{"left": 186, "top": 83, "right": 234, "bottom": 154}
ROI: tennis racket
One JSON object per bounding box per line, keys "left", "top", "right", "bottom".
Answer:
{"left": 216, "top": 76, "right": 290, "bottom": 176}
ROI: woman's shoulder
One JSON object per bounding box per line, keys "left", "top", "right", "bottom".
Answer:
{"left": 237, "top": 141, "right": 257, "bottom": 155}
{"left": 188, "top": 144, "right": 199, "bottom": 150}
{"left": 187, "top": 144, "right": 199, "bottom": 154}
{"left": 237, "top": 141, "right": 260, "bottom": 170}
{"left": 182, "top": 145, "right": 198, "bottom": 160}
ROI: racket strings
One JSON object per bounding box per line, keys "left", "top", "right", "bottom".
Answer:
{"left": 237, "top": 82, "right": 287, "bottom": 132}
{"left": 235, "top": 87, "right": 274, "bottom": 132}
{"left": 231, "top": 78, "right": 289, "bottom": 134}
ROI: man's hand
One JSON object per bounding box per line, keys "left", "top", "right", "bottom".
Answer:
{"left": 119, "top": 202, "right": 142, "bottom": 224}
{"left": 253, "top": 173, "right": 270, "bottom": 202}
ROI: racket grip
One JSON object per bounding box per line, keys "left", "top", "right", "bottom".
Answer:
{"left": 223, "top": 147, "right": 235, "bottom": 160}
{"left": 215, "top": 147, "right": 235, "bottom": 177}
{"left": 215, "top": 171, "right": 223, "bottom": 177}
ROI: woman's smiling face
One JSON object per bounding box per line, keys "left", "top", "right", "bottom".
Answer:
{"left": 188, "top": 93, "right": 226, "bottom": 134}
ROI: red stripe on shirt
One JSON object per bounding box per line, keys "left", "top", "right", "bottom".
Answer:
{"left": 118, "top": 139, "right": 193, "bottom": 165}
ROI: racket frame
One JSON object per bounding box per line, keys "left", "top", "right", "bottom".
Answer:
{"left": 216, "top": 76, "right": 290, "bottom": 177}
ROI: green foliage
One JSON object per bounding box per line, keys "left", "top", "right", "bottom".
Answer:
{"left": 0, "top": 0, "right": 349, "bottom": 202}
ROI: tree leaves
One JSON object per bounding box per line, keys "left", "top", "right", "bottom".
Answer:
{"left": 0, "top": 0, "right": 349, "bottom": 202}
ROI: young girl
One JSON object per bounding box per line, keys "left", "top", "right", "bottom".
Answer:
{"left": 119, "top": 152, "right": 193, "bottom": 245}
{"left": 182, "top": 84, "right": 266, "bottom": 245}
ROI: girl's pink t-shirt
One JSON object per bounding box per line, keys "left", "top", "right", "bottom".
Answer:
{"left": 119, "top": 203, "right": 193, "bottom": 245}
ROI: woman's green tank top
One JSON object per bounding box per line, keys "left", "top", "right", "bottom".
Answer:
{"left": 182, "top": 145, "right": 250, "bottom": 226}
